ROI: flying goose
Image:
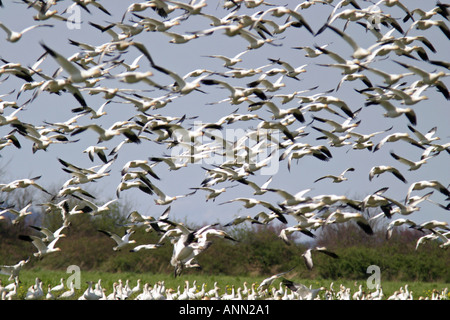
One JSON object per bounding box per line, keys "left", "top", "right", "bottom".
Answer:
{"left": 302, "top": 246, "right": 339, "bottom": 270}
{"left": 369, "top": 165, "right": 407, "bottom": 183}
{"left": 0, "top": 22, "right": 53, "bottom": 43}
{"left": 29, "top": 221, "right": 69, "bottom": 243}
{"left": 18, "top": 234, "right": 63, "bottom": 258}
{"left": 314, "top": 167, "right": 355, "bottom": 183}
{"left": 98, "top": 229, "right": 136, "bottom": 251}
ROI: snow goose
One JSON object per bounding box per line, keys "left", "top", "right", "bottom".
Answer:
{"left": 58, "top": 281, "right": 76, "bottom": 299}
{"left": 72, "top": 121, "right": 142, "bottom": 144}
{"left": 279, "top": 225, "right": 316, "bottom": 245}
{"left": 22, "top": 0, "right": 68, "bottom": 21}
{"left": 373, "top": 131, "right": 424, "bottom": 152}
{"left": 379, "top": 192, "right": 433, "bottom": 216}
{"left": 29, "top": 221, "right": 69, "bottom": 243}
{"left": 407, "top": 125, "right": 440, "bottom": 146}
{"left": 50, "top": 278, "right": 65, "bottom": 293}
{"left": 166, "top": 0, "right": 207, "bottom": 16}
{"left": 63, "top": 0, "right": 111, "bottom": 16}
{"left": 18, "top": 234, "right": 63, "bottom": 259}
{"left": 257, "top": 268, "right": 294, "bottom": 294}
{"left": 98, "top": 229, "right": 136, "bottom": 251}
{"left": 150, "top": 184, "right": 196, "bottom": 206}
{"left": 83, "top": 145, "right": 108, "bottom": 163}
{"left": 203, "top": 50, "right": 250, "bottom": 68}
{"left": 393, "top": 60, "right": 449, "bottom": 99}
{"left": 258, "top": 6, "right": 314, "bottom": 35}
{"left": 326, "top": 210, "right": 374, "bottom": 235}
{"left": 302, "top": 246, "right": 339, "bottom": 270}
{"left": 130, "top": 243, "right": 163, "bottom": 252}
{"left": 282, "top": 279, "right": 325, "bottom": 300}
{"left": 224, "top": 215, "right": 263, "bottom": 227}
{"left": 0, "top": 202, "right": 33, "bottom": 225}
{"left": 236, "top": 176, "right": 273, "bottom": 196}
{"left": 369, "top": 165, "right": 407, "bottom": 183}
{"left": 0, "top": 176, "right": 50, "bottom": 195}
{"left": 314, "top": 167, "right": 355, "bottom": 183}
{"left": 406, "top": 180, "right": 450, "bottom": 202}
{"left": 368, "top": 100, "right": 417, "bottom": 126}
{"left": 390, "top": 151, "right": 433, "bottom": 171}
{"left": 386, "top": 218, "right": 417, "bottom": 240}
{"left": 40, "top": 42, "right": 106, "bottom": 84}
{"left": 152, "top": 64, "right": 211, "bottom": 95}
{"left": 0, "top": 258, "right": 30, "bottom": 281}
{"left": 0, "top": 22, "right": 53, "bottom": 43}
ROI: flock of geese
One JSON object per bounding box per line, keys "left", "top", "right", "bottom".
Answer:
{"left": 0, "top": 275, "right": 448, "bottom": 300}
{"left": 0, "top": 0, "right": 449, "bottom": 299}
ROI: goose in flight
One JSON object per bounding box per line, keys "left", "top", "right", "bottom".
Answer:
{"left": 0, "top": 176, "right": 51, "bottom": 195}
{"left": 151, "top": 184, "right": 196, "bottom": 206}
{"left": 257, "top": 268, "right": 295, "bottom": 294}
{"left": 279, "top": 225, "right": 316, "bottom": 245}
{"left": 0, "top": 258, "right": 30, "bottom": 281}
{"left": 29, "top": 221, "right": 70, "bottom": 243}
{"left": 258, "top": 6, "right": 314, "bottom": 35}
{"left": 40, "top": 42, "right": 107, "bottom": 84}
{"left": 302, "top": 246, "right": 339, "bottom": 271}
{"left": 0, "top": 22, "right": 53, "bottom": 43}
{"left": 393, "top": 60, "right": 449, "bottom": 100}
{"left": 368, "top": 100, "right": 417, "bottom": 126}
{"left": 203, "top": 50, "right": 250, "bottom": 68}
{"left": 71, "top": 122, "right": 141, "bottom": 144}
{"left": 325, "top": 210, "right": 374, "bottom": 235}
{"left": 18, "top": 234, "right": 62, "bottom": 259}
{"left": 407, "top": 125, "right": 440, "bottom": 146}
{"left": 98, "top": 229, "right": 136, "bottom": 251}
{"left": 386, "top": 218, "right": 417, "bottom": 240}
{"left": 369, "top": 165, "right": 407, "bottom": 183}
{"left": 189, "top": 186, "right": 229, "bottom": 202}
{"left": 223, "top": 215, "right": 263, "bottom": 227}
{"left": 312, "top": 126, "right": 352, "bottom": 147}
{"left": 0, "top": 202, "right": 33, "bottom": 225}
{"left": 373, "top": 132, "right": 424, "bottom": 152}
{"left": 236, "top": 176, "right": 273, "bottom": 195}
{"left": 121, "top": 160, "right": 160, "bottom": 180}
{"left": 314, "top": 167, "right": 355, "bottom": 183}
{"left": 130, "top": 243, "right": 163, "bottom": 252}
{"left": 390, "top": 151, "right": 433, "bottom": 171}
{"left": 379, "top": 192, "right": 433, "bottom": 216}
{"left": 406, "top": 180, "right": 450, "bottom": 203}
{"left": 282, "top": 278, "right": 326, "bottom": 300}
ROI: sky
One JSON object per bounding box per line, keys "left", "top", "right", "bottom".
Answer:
{"left": 0, "top": 0, "right": 449, "bottom": 237}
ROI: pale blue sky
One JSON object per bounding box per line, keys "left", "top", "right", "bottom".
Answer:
{"left": 0, "top": 0, "right": 448, "bottom": 234}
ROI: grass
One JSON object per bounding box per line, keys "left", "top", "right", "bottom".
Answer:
{"left": 2, "top": 269, "right": 449, "bottom": 300}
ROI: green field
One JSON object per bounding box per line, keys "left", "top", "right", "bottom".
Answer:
{"left": 2, "top": 269, "right": 448, "bottom": 300}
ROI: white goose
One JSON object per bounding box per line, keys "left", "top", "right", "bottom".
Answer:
{"left": 97, "top": 229, "right": 136, "bottom": 251}
{"left": 18, "top": 234, "right": 63, "bottom": 258}
{"left": 0, "top": 22, "right": 53, "bottom": 43}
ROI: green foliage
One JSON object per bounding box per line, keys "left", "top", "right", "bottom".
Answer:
{"left": 1, "top": 198, "right": 449, "bottom": 283}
